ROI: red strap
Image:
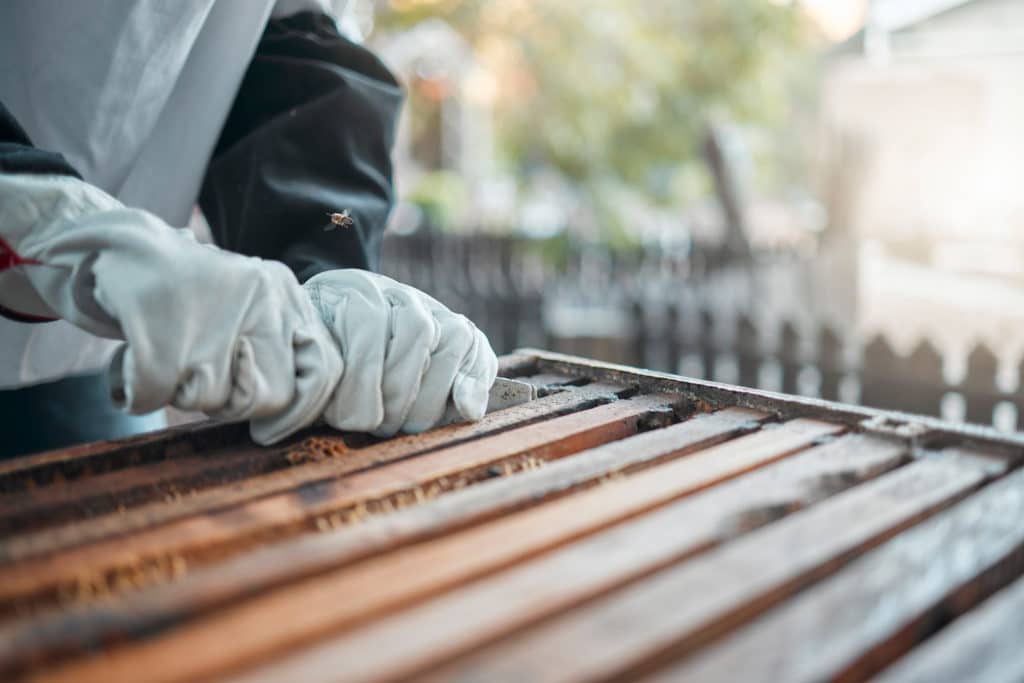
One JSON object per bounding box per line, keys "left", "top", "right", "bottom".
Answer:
{"left": 0, "top": 234, "right": 40, "bottom": 270}
{"left": 0, "top": 235, "right": 55, "bottom": 322}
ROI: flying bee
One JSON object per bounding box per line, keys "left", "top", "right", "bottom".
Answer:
{"left": 325, "top": 210, "right": 354, "bottom": 231}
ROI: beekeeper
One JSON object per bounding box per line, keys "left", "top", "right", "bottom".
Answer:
{"left": 0, "top": 0, "right": 497, "bottom": 457}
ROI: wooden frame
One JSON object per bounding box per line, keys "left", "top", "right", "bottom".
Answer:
{"left": 1, "top": 349, "right": 1021, "bottom": 682}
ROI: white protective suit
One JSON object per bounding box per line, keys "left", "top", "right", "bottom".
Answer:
{"left": 0, "top": 0, "right": 281, "bottom": 387}
{"left": 0, "top": 0, "right": 497, "bottom": 446}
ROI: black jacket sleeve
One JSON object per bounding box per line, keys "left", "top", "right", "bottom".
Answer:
{"left": 1, "top": 101, "right": 81, "bottom": 179}
{"left": 199, "top": 11, "right": 403, "bottom": 283}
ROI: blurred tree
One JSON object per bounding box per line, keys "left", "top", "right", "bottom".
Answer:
{"left": 376, "top": 0, "right": 812, "bottom": 241}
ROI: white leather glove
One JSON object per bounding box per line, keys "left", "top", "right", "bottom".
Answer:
{"left": 303, "top": 270, "right": 498, "bottom": 437}
{"left": 0, "top": 173, "right": 342, "bottom": 444}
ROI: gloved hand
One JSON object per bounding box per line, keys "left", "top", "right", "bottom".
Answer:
{"left": 0, "top": 173, "right": 341, "bottom": 444}
{"left": 303, "top": 270, "right": 498, "bottom": 437}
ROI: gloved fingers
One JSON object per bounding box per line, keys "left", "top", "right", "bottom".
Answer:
{"left": 210, "top": 334, "right": 296, "bottom": 421}
{"left": 107, "top": 345, "right": 131, "bottom": 409}
{"left": 171, "top": 358, "right": 231, "bottom": 414}
{"left": 400, "top": 311, "right": 477, "bottom": 434}
{"left": 191, "top": 266, "right": 296, "bottom": 421}
{"left": 320, "top": 285, "right": 389, "bottom": 432}
{"left": 109, "top": 318, "right": 239, "bottom": 417}
{"left": 371, "top": 289, "right": 440, "bottom": 438}
{"left": 250, "top": 324, "right": 343, "bottom": 445}
{"left": 214, "top": 338, "right": 262, "bottom": 419}
{"left": 452, "top": 326, "right": 499, "bottom": 421}
{"left": 301, "top": 269, "right": 492, "bottom": 436}
{"left": 108, "top": 342, "right": 181, "bottom": 414}
{"left": 228, "top": 264, "right": 310, "bottom": 421}
{"left": 249, "top": 274, "right": 345, "bottom": 443}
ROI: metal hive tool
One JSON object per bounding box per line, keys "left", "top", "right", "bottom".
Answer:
{"left": 0, "top": 349, "right": 1022, "bottom": 683}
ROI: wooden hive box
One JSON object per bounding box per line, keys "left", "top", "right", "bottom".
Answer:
{"left": 1, "top": 350, "right": 1022, "bottom": 682}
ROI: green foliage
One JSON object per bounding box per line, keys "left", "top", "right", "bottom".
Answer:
{"left": 377, "top": 0, "right": 813, "bottom": 239}
{"left": 407, "top": 170, "right": 468, "bottom": 230}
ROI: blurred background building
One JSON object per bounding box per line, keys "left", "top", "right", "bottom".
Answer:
{"left": 329, "top": 0, "right": 1024, "bottom": 431}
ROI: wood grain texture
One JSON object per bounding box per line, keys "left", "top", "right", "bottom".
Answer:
{"left": 654, "top": 462, "right": 1024, "bottom": 683}
{"left": 225, "top": 433, "right": 906, "bottom": 683}
{"left": 419, "top": 451, "right": 1004, "bottom": 683}
{"left": 0, "top": 422, "right": 249, "bottom": 493}
{"left": 6, "top": 350, "right": 1023, "bottom": 683}
{"left": 20, "top": 419, "right": 842, "bottom": 683}
{"left": 0, "top": 390, "right": 666, "bottom": 612}
{"left": 0, "top": 382, "right": 626, "bottom": 562}
{"left": 0, "top": 446, "right": 296, "bottom": 535}
{"left": 0, "top": 407, "right": 769, "bottom": 674}
{"left": 0, "top": 354, "right": 539, "bottom": 484}
{"left": 874, "top": 574, "right": 1024, "bottom": 683}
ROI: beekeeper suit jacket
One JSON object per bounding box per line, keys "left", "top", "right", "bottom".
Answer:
{"left": 0, "top": 0, "right": 497, "bottom": 450}
{"left": 0, "top": 0, "right": 398, "bottom": 385}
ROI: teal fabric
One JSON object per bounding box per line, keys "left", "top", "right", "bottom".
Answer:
{"left": 0, "top": 372, "right": 166, "bottom": 458}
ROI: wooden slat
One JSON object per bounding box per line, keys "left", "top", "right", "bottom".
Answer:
{"left": 516, "top": 373, "right": 587, "bottom": 390}
{"left": 0, "top": 407, "right": 769, "bottom": 672}
{"left": 0, "top": 431, "right": 175, "bottom": 477}
{"left": 415, "top": 450, "right": 1005, "bottom": 683}
{"left": 0, "top": 382, "right": 614, "bottom": 536}
{"left": 0, "top": 381, "right": 627, "bottom": 565}
{"left": 648, "top": 463, "right": 1024, "bottom": 683}
{"left": 875, "top": 575, "right": 1024, "bottom": 683}
{"left": 225, "top": 433, "right": 907, "bottom": 683}
{"left": 0, "top": 446, "right": 297, "bottom": 535}
{"left": 0, "top": 391, "right": 669, "bottom": 612}
{"left": 0, "top": 421, "right": 250, "bottom": 493}
{"left": 20, "top": 419, "right": 842, "bottom": 683}
{"left": 0, "top": 353, "right": 542, "bottom": 483}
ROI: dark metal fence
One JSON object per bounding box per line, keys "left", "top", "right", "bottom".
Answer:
{"left": 381, "top": 232, "right": 1022, "bottom": 431}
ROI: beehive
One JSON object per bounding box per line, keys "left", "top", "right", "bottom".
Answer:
{"left": 1, "top": 350, "right": 1022, "bottom": 682}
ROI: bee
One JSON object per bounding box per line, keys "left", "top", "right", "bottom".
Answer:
{"left": 325, "top": 210, "right": 354, "bottom": 231}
